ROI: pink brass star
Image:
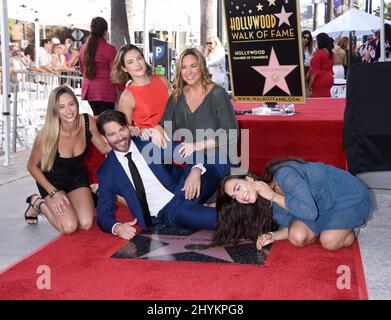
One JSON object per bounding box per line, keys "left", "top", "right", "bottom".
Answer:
{"left": 139, "top": 230, "right": 235, "bottom": 262}
{"left": 274, "top": 6, "right": 293, "bottom": 27}
{"left": 252, "top": 47, "right": 297, "bottom": 95}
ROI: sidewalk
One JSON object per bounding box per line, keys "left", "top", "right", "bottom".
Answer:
{"left": 0, "top": 150, "right": 59, "bottom": 271}
{"left": 0, "top": 150, "right": 31, "bottom": 186}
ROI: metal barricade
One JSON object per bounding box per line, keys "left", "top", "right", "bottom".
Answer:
{"left": 1, "top": 70, "right": 83, "bottom": 153}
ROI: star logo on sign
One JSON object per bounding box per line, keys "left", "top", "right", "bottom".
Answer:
{"left": 274, "top": 6, "right": 293, "bottom": 27}
{"left": 252, "top": 47, "right": 297, "bottom": 95}
{"left": 267, "top": 0, "right": 276, "bottom": 5}
{"left": 139, "top": 230, "right": 236, "bottom": 262}
{"left": 256, "top": 3, "right": 263, "bottom": 11}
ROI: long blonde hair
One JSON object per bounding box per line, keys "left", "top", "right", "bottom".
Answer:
{"left": 337, "top": 37, "right": 349, "bottom": 50}
{"left": 172, "top": 48, "right": 214, "bottom": 103}
{"left": 39, "top": 86, "right": 80, "bottom": 172}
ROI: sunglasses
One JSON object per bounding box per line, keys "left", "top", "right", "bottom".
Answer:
{"left": 206, "top": 42, "right": 213, "bottom": 45}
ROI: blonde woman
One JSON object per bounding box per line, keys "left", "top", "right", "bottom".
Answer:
{"left": 25, "top": 86, "right": 110, "bottom": 234}
{"left": 332, "top": 38, "right": 347, "bottom": 80}
{"left": 337, "top": 37, "right": 349, "bottom": 77}
{"left": 204, "top": 36, "right": 228, "bottom": 91}
{"left": 51, "top": 43, "right": 66, "bottom": 73}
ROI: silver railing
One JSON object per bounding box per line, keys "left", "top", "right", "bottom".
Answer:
{"left": 1, "top": 70, "right": 83, "bottom": 153}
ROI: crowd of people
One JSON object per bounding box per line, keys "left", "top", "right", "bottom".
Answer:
{"left": 8, "top": 37, "right": 80, "bottom": 77}
{"left": 302, "top": 23, "right": 391, "bottom": 97}
{"left": 21, "top": 16, "right": 375, "bottom": 254}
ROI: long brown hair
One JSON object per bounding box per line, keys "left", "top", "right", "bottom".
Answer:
{"left": 172, "top": 48, "right": 214, "bottom": 103}
{"left": 212, "top": 172, "right": 273, "bottom": 246}
{"left": 24, "top": 44, "right": 36, "bottom": 62}
{"left": 111, "top": 44, "right": 152, "bottom": 85}
{"left": 83, "top": 17, "right": 108, "bottom": 79}
{"left": 213, "top": 157, "right": 308, "bottom": 246}
{"left": 302, "top": 30, "right": 313, "bottom": 55}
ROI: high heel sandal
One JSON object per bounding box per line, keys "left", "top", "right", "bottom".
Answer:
{"left": 24, "top": 194, "right": 45, "bottom": 225}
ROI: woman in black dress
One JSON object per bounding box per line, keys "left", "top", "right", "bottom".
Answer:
{"left": 25, "top": 86, "right": 110, "bottom": 234}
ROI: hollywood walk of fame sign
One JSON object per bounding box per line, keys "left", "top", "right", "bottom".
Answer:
{"left": 111, "top": 226, "right": 271, "bottom": 265}
{"left": 223, "top": 0, "right": 305, "bottom": 103}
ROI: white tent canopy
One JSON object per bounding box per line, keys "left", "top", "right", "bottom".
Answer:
{"left": 312, "top": 8, "right": 391, "bottom": 37}
{"left": 7, "top": 0, "right": 110, "bottom": 30}
{"left": 1, "top": 0, "right": 200, "bottom": 165}
{"left": 133, "top": 0, "right": 198, "bottom": 32}
{"left": 6, "top": 0, "right": 199, "bottom": 31}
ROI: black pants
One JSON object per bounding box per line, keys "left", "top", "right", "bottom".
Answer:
{"left": 88, "top": 101, "right": 115, "bottom": 116}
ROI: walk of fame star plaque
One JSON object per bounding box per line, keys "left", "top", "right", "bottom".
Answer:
{"left": 111, "top": 226, "right": 271, "bottom": 265}
{"left": 223, "top": 0, "right": 305, "bottom": 103}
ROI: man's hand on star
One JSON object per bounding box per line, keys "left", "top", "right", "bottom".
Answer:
{"left": 114, "top": 218, "right": 138, "bottom": 240}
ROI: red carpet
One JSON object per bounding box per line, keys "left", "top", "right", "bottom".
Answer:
{"left": 235, "top": 98, "right": 347, "bottom": 175}
{"left": 0, "top": 206, "right": 367, "bottom": 300}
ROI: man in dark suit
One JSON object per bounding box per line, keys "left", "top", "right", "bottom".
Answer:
{"left": 96, "top": 110, "right": 231, "bottom": 240}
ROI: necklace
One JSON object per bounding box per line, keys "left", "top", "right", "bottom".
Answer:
{"left": 187, "top": 88, "right": 204, "bottom": 101}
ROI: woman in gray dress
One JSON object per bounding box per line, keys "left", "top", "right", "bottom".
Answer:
{"left": 153, "top": 48, "right": 238, "bottom": 164}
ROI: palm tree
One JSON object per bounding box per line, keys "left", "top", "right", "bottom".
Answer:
{"left": 110, "top": 0, "right": 131, "bottom": 49}
{"left": 313, "top": 0, "right": 336, "bottom": 30}
{"left": 374, "top": 2, "right": 391, "bottom": 20}
{"left": 200, "top": 0, "right": 214, "bottom": 50}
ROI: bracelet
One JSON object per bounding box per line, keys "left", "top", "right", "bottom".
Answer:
{"left": 269, "top": 193, "right": 277, "bottom": 208}
{"left": 48, "top": 188, "right": 59, "bottom": 198}
{"left": 267, "top": 232, "right": 275, "bottom": 242}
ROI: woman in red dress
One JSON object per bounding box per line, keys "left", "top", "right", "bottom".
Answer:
{"left": 111, "top": 44, "right": 171, "bottom": 146}
{"left": 308, "top": 33, "right": 334, "bottom": 98}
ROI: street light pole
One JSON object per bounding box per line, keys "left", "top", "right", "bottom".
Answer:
{"left": 143, "top": 0, "right": 149, "bottom": 61}
{"left": 1, "top": 0, "right": 11, "bottom": 166}
{"left": 217, "top": 0, "right": 222, "bottom": 41}
{"left": 326, "top": 0, "right": 333, "bottom": 23}
{"left": 379, "top": 0, "right": 385, "bottom": 61}
{"left": 35, "top": 19, "right": 40, "bottom": 68}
